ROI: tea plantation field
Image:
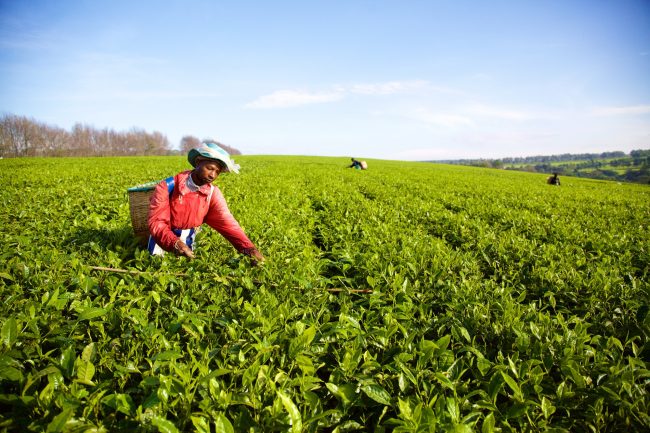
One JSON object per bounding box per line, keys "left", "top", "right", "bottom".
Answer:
{"left": 0, "top": 156, "right": 648, "bottom": 432}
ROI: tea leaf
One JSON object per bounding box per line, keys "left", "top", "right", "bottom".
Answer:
{"left": 213, "top": 413, "right": 234, "bottom": 433}
{"left": 0, "top": 363, "right": 22, "bottom": 381}
{"left": 102, "top": 393, "right": 135, "bottom": 416}
{"left": 60, "top": 346, "right": 75, "bottom": 379}
{"left": 278, "top": 391, "right": 303, "bottom": 433}
{"left": 362, "top": 384, "right": 392, "bottom": 406}
{"left": 541, "top": 396, "right": 556, "bottom": 419}
{"left": 151, "top": 415, "right": 179, "bottom": 433}
{"left": 289, "top": 325, "right": 316, "bottom": 357}
{"left": 501, "top": 372, "right": 522, "bottom": 400}
{"left": 190, "top": 416, "right": 211, "bottom": 433}
{"left": 1, "top": 318, "right": 17, "bottom": 348}
{"left": 482, "top": 412, "right": 495, "bottom": 433}
{"left": 45, "top": 409, "right": 73, "bottom": 433}
{"left": 77, "top": 307, "right": 108, "bottom": 321}
{"left": 81, "top": 342, "right": 96, "bottom": 362}
{"left": 76, "top": 360, "right": 95, "bottom": 385}
{"left": 326, "top": 382, "right": 357, "bottom": 406}
{"left": 435, "top": 372, "right": 456, "bottom": 391}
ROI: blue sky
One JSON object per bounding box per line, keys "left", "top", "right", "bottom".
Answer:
{"left": 1, "top": 0, "right": 649, "bottom": 160}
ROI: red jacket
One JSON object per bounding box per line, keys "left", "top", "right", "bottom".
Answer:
{"left": 148, "top": 170, "right": 256, "bottom": 253}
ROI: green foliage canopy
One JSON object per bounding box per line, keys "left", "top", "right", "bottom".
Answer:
{"left": 0, "top": 156, "right": 648, "bottom": 432}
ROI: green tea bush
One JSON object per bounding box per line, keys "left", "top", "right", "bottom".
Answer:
{"left": 0, "top": 156, "right": 648, "bottom": 432}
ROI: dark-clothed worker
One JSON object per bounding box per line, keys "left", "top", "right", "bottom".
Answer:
{"left": 147, "top": 142, "right": 264, "bottom": 264}
{"left": 349, "top": 158, "right": 362, "bottom": 169}
{"left": 349, "top": 158, "right": 368, "bottom": 170}
{"left": 547, "top": 173, "right": 561, "bottom": 186}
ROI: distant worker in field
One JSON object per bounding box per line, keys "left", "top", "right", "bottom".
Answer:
{"left": 349, "top": 158, "right": 368, "bottom": 170}
{"left": 547, "top": 173, "right": 561, "bottom": 186}
{"left": 147, "top": 141, "right": 265, "bottom": 264}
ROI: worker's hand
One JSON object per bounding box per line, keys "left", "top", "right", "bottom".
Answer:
{"left": 174, "top": 239, "right": 195, "bottom": 259}
{"left": 249, "top": 249, "right": 265, "bottom": 266}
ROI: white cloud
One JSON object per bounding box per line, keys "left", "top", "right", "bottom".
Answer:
{"left": 244, "top": 89, "right": 343, "bottom": 109}
{"left": 589, "top": 105, "right": 650, "bottom": 116}
{"left": 244, "top": 80, "right": 443, "bottom": 109}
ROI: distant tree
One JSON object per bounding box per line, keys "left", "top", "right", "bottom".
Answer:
{"left": 146, "top": 131, "right": 169, "bottom": 155}
{"left": 1, "top": 114, "right": 171, "bottom": 157}
{"left": 70, "top": 123, "right": 93, "bottom": 156}
{"left": 601, "top": 151, "right": 626, "bottom": 158}
{"left": 0, "top": 112, "right": 251, "bottom": 158}
{"left": 630, "top": 149, "right": 650, "bottom": 159}
{"left": 180, "top": 135, "right": 201, "bottom": 153}
{"left": 625, "top": 167, "right": 650, "bottom": 184}
{"left": 628, "top": 150, "right": 647, "bottom": 165}
{"left": 0, "top": 114, "right": 39, "bottom": 157}
{"left": 41, "top": 124, "right": 69, "bottom": 156}
{"left": 432, "top": 147, "right": 650, "bottom": 184}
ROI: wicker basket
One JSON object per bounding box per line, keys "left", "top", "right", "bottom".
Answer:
{"left": 127, "top": 180, "right": 160, "bottom": 245}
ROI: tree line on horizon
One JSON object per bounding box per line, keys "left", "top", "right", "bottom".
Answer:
{"left": 438, "top": 149, "right": 650, "bottom": 184}
{"left": 0, "top": 113, "right": 241, "bottom": 158}
{"left": 436, "top": 150, "right": 649, "bottom": 165}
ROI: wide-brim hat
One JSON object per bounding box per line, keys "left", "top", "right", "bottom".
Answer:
{"left": 188, "top": 142, "right": 240, "bottom": 174}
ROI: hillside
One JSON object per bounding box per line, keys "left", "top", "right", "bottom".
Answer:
{"left": 0, "top": 156, "right": 648, "bottom": 431}
{"left": 435, "top": 149, "right": 650, "bottom": 184}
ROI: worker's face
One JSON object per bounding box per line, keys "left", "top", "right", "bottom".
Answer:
{"left": 193, "top": 160, "right": 223, "bottom": 186}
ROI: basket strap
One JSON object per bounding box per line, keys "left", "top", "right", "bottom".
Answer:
{"left": 207, "top": 184, "right": 214, "bottom": 204}
{"left": 164, "top": 176, "right": 175, "bottom": 197}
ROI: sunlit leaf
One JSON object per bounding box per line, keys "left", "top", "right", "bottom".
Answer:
{"left": 151, "top": 415, "right": 179, "bottom": 433}
{"left": 45, "top": 409, "right": 73, "bottom": 433}
{"left": 278, "top": 391, "right": 303, "bottom": 433}
{"left": 76, "top": 360, "right": 95, "bottom": 385}
{"left": 326, "top": 382, "right": 357, "bottom": 406}
{"left": 1, "top": 318, "right": 17, "bottom": 348}
{"left": 482, "top": 412, "right": 495, "bottom": 433}
{"left": 77, "top": 307, "right": 108, "bottom": 321}
{"left": 213, "top": 413, "right": 234, "bottom": 433}
{"left": 362, "top": 384, "right": 392, "bottom": 406}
